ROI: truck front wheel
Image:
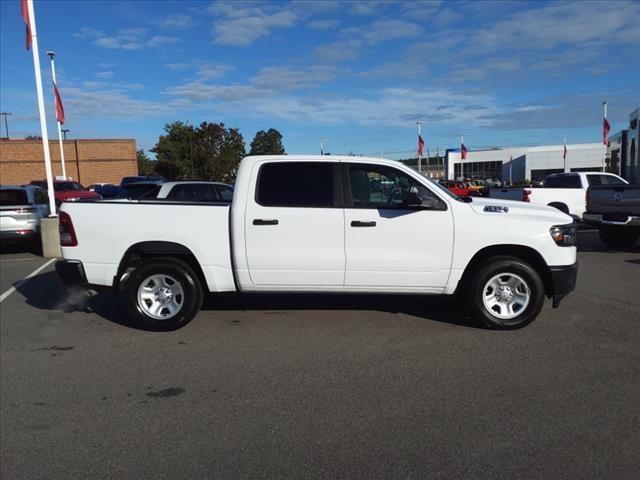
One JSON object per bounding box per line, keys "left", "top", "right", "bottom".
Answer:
{"left": 466, "top": 256, "right": 545, "bottom": 329}
{"left": 123, "top": 257, "right": 203, "bottom": 330}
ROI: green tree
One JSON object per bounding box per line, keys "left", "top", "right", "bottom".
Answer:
{"left": 136, "top": 149, "right": 155, "bottom": 175}
{"left": 151, "top": 122, "right": 195, "bottom": 180}
{"left": 248, "top": 128, "right": 285, "bottom": 156}
{"left": 151, "top": 121, "right": 245, "bottom": 181}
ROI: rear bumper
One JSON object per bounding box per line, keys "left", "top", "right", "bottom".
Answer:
{"left": 0, "top": 230, "right": 38, "bottom": 241}
{"left": 55, "top": 260, "right": 88, "bottom": 286}
{"left": 583, "top": 213, "right": 640, "bottom": 227}
{"left": 549, "top": 261, "right": 578, "bottom": 308}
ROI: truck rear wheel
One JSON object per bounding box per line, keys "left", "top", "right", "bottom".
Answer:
{"left": 466, "top": 256, "right": 545, "bottom": 329}
{"left": 598, "top": 227, "right": 640, "bottom": 249}
{"left": 123, "top": 257, "right": 203, "bottom": 330}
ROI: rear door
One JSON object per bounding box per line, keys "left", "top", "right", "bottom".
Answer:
{"left": 343, "top": 163, "right": 454, "bottom": 290}
{"left": 244, "top": 161, "right": 344, "bottom": 286}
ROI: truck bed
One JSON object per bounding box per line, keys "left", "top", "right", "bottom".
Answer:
{"left": 60, "top": 199, "right": 236, "bottom": 292}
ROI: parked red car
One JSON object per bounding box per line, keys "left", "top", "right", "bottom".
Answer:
{"left": 29, "top": 180, "right": 100, "bottom": 205}
{"left": 439, "top": 180, "right": 478, "bottom": 197}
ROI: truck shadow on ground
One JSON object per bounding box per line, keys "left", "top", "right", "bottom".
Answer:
{"left": 17, "top": 271, "right": 480, "bottom": 331}
{"left": 576, "top": 230, "right": 640, "bottom": 254}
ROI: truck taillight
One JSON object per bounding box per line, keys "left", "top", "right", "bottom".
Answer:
{"left": 522, "top": 189, "right": 532, "bottom": 203}
{"left": 59, "top": 211, "right": 77, "bottom": 247}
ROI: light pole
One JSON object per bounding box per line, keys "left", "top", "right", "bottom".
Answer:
{"left": 47, "top": 51, "right": 67, "bottom": 179}
{"left": 61, "top": 128, "right": 70, "bottom": 140}
{"left": 320, "top": 138, "right": 327, "bottom": 155}
{"left": 0, "top": 112, "right": 11, "bottom": 139}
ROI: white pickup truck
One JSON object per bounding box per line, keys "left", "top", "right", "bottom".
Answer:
{"left": 490, "top": 172, "right": 628, "bottom": 220}
{"left": 56, "top": 156, "right": 578, "bottom": 330}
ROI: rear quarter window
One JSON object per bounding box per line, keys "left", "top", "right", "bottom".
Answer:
{"left": 0, "top": 190, "right": 29, "bottom": 206}
{"left": 256, "top": 162, "right": 336, "bottom": 207}
{"left": 544, "top": 175, "right": 581, "bottom": 188}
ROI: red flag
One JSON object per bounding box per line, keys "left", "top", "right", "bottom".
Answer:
{"left": 417, "top": 134, "right": 424, "bottom": 157}
{"left": 461, "top": 143, "right": 467, "bottom": 160}
{"left": 563, "top": 143, "right": 567, "bottom": 160}
{"left": 21, "top": 0, "right": 32, "bottom": 50}
{"left": 603, "top": 117, "right": 610, "bottom": 145}
{"left": 53, "top": 82, "right": 65, "bottom": 124}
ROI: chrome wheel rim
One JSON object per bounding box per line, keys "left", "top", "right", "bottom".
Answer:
{"left": 482, "top": 273, "right": 530, "bottom": 320}
{"left": 137, "top": 274, "right": 184, "bottom": 320}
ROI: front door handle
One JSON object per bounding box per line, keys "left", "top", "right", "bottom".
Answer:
{"left": 351, "top": 221, "right": 376, "bottom": 227}
{"left": 253, "top": 219, "right": 279, "bottom": 226}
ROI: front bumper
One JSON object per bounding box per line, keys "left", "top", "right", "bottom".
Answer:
{"left": 549, "top": 261, "right": 578, "bottom": 308}
{"left": 55, "top": 260, "right": 88, "bottom": 286}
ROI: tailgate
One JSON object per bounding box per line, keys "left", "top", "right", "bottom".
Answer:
{"left": 0, "top": 206, "right": 38, "bottom": 230}
{"left": 587, "top": 185, "right": 640, "bottom": 215}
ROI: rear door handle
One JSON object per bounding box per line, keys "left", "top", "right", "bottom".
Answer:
{"left": 253, "top": 219, "right": 279, "bottom": 226}
{"left": 351, "top": 221, "right": 376, "bottom": 227}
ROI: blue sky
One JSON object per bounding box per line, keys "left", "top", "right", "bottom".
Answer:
{"left": 1, "top": 0, "right": 638, "bottom": 158}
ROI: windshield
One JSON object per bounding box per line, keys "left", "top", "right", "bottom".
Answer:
{"left": 429, "top": 178, "right": 463, "bottom": 202}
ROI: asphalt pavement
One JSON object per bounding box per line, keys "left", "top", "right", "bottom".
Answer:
{"left": 1, "top": 231, "right": 639, "bottom": 479}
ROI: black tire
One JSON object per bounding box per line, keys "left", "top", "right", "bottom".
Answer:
{"left": 598, "top": 227, "right": 640, "bottom": 249}
{"left": 466, "top": 256, "right": 545, "bottom": 330}
{"left": 123, "top": 257, "right": 203, "bottom": 331}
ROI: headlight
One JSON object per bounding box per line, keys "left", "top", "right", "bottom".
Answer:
{"left": 550, "top": 224, "right": 576, "bottom": 247}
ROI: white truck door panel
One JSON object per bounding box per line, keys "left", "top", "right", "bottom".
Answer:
{"left": 244, "top": 161, "right": 345, "bottom": 286}
{"left": 343, "top": 163, "right": 454, "bottom": 289}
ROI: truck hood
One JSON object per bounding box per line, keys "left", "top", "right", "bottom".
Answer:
{"left": 468, "top": 197, "right": 573, "bottom": 224}
{"left": 56, "top": 191, "right": 100, "bottom": 201}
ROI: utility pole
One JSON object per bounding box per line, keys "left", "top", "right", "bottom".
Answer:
{"left": 47, "top": 51, "right": 67, "bottom": 179}
{"left": 61, "top": 129, "right": 70, "bottom": 140}
{"left": 0, "top": 112, "right": 11, "bottom": 139}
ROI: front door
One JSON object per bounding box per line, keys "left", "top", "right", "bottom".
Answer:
{"left": 244, "top": 161, "right": 345, "bottom": 287}
{"left": 343, "top": 163, "right": 454, "bottom": 290}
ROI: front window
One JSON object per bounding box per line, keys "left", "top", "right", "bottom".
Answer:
{"left": 346, "top": 164, "right": 446, "bottom": 209}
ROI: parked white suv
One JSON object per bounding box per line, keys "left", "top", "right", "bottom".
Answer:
{"left": 0, "top": 185, "right": 50, "bottom": 244}
{"left": 56, "top": 156, "right": 578, "bottom": 331}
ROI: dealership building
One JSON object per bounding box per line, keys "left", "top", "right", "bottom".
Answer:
{"left": 446, "top": 143, "right": 604, "bottom": 183}
{"left": 445, "top": 107, "right": 640, "bottom": 183}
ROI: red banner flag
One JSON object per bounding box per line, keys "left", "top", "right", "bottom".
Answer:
{"left": 21, "top": 0, "right": 32, "bottom": 50}
{"left": 417, "top": 134, "right": 424, "bottom": 157}
{"left": 53, "top": 83, "right": 65, "bottom": 124}
{"left": 461, "top": 143, "right": 467, "bottom": 160}
{"left": 603, "top": 117, "right": 610, "bottom": 145}
{"left": 563, "top": 143, "right": 567, "bottom": 160}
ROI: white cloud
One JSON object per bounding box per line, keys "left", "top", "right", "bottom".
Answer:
{"left": 147, "top": 36, "right": 181, "bottom": 47}
{"left": 98, "top": 62, "right": 117, "bottom": 69}
{"left": 73, "top": 27, "right": 179, "bottom": 50}
{"left": 73, "top": 27, "right": 104, "bottom": 39}
{"left": 95, "top": 71, "right": 114, "bottom": 79}
{"left": 308, "top": 19, "right": 340, "bottom": 30}
{"left": 208, "top": 1, "right": 297, "bottom": 46}
{"left": 163, "top": 14, "right": 192, "bottom": 29}
{"left": 162, "top": 63, "right": 190, "bottom": 70}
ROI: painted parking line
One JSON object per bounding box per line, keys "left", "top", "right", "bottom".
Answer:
{"left": 0, "top": 258, "right": 56, "bottom": 303}
{"left": 0, "top": 257, "right": 43, "bottom": 263}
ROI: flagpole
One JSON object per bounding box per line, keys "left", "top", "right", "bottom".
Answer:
{"left": 47, "top": 51, "right": 66, "bottom": 180}
{"left": 460, "top": 134, "right": 464, "bottom": 180}
{"left": 603, "top": 101, "right": 607, "bottom": 171}
{"left": 416, "top": 121, "right": 423, "bottom": 173}
{"left": 27, "top": 0, "right": 56, "bottom": 215}
{"left": 563, "top": 135, "right": 567, "bottom": 173}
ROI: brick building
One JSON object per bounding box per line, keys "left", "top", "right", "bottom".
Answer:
{"left": 0, "top": 138, "right": 137, "bottom": 186}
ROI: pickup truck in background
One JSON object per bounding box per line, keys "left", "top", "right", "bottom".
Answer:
{"left": 583, "top": 184, "right": 640, "bottom": 248}
{"left": 55, "top": 156, "right": 578, "bottom": 331}
{"left": 489, "top": 172, "right": 627, "bottom": 220}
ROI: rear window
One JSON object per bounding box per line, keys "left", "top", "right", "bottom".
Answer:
{"left": 167, "top": 184, "right": 219, "bottom": 202}
{"left": 55, "top": 182, "right": 84, "bottom": 191}
{"left": 587, "top": 174, "right": 626, "bottom": 186}
{"left": 116, "top": 184, "right": 160, "bottom": 199}
{"left": 544, "top": 175, "right": 581, "bottom": 188}
{"left": 0, "top": 190, "right": 29, "bottom": 206}
{"left": 257, "top": 162, "right": 335, "bottom": 207}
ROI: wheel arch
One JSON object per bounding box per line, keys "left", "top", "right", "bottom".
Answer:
{"left": 457, "top": 244, "right": 552, "bottom": 297}
{"left": 547, "top": 202, "right": 569, "bottom": 214}
{"left": 115, "top": 241, "right": 207, "bottom": 292}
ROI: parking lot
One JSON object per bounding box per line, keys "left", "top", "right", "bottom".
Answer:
{"left": 1, "top": 231, "right": 639, "bottom": 479}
